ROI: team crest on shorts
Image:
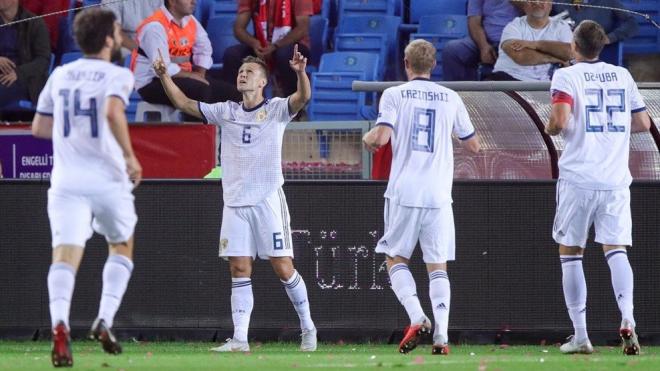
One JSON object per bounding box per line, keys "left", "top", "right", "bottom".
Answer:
{"left": 219, "top": 238, "right": 229, "bottom": 253}
{"left": 256, "top": 109, "right": 267, "bottom": 122}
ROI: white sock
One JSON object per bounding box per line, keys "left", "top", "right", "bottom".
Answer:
{"left": 98, "top": 255, "right": 134, "bottom": 328}
{"left": 231, "top": 278, "right": 253, "bottom": 342}
{"left": 389, "top": 263, "right": 425, "bottom": 324}
{"left": 48, "top": 262, "right": 76, "bottom": 330}
{"left": 561, "top": 256, "right": 588, "bottom": 342}
{"left": 282, "top": 270, "right": 315, "bottom": 330}
{"left": 605, "top": 249, "right": 635, "bottom": 327}
{"left": 429, "top": 270, "right": 450, "bottom": 344}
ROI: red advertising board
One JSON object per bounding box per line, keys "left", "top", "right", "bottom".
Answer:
{"left": 0, "top": 123, "right": 216, "bottom": 179}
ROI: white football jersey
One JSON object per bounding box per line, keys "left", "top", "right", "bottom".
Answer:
{"left": 551, "top": 61, "right": 646, "bottom": 189}
{"left": 199, "top": 97, "right": 295, "bottom": 206}
{"left": 378, "top": 78, "right": 475, "bottom": 208}
{"left": 36, "top": 58, "right": 135, "bottom": 194}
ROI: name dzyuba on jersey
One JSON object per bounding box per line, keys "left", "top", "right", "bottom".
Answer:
{"left": 400, "top": 89, "right": 449, "bottom": 102}
{"left": 584, "top": 71, "right": 618, "bottom": 82}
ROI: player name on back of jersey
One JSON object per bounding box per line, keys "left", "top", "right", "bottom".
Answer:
{"left": 65, "top": 70, "right": 106, "bottom": 82}
{"left": 400, "top": 89, "right": 449, "bottom": 102}
{"left": 583, "top": 71, "right": 618, "bottom": 83}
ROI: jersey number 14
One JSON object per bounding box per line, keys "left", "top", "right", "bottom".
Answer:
{"left": 59, "top": 89, "right": 98, "bottom": 138}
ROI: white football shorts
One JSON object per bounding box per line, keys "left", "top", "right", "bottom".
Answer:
{"left": 219, "top": 188, "right": 293, "bottom": 260}
{"left": 553, "top": 180, "right": 632, "bottom": 248}
{"left": 47, "top": 187, "right": 137, "bottom": 248}
{"left": 376, "top": 198, "right": 456, "bottom": 264}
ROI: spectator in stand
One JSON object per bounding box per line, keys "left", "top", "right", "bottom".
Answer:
{"left": 222, "top": 0, "right": 313, "bottom": 97}
{"left": 442, "top": 0, "right": 523, "bottom": 81}
{"left": 552, "top": 0, "right": 638, "bottom": 45}
{"left": 131, "top": 0, "right": 240, "bottom": 112}
{"left": 21, "top": 0, "right": 69, "bottom": 53}
{"left": 102, "top": 0, "right": 162, "bottom": 58}
{"left": 487, "top": 0, "right": 573, "bottom": 81}
{"left": 0, "top": 0, "right": 50, "bottom": 107}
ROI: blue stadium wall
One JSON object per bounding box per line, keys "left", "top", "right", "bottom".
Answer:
{"left": 1, "top": 180, "right": 660, "bottom": 345}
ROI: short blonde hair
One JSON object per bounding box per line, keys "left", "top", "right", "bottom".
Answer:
{"left": 404, "top": 39, "right": 437, "bottom": 74}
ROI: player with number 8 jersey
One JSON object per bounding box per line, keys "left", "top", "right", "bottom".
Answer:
{"left": 362, "top": 39, "right": 481, "bottom": 355}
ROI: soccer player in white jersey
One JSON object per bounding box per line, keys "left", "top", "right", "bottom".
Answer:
{"left": 152, "top": 46, "right": 316, "bottom": 352}
{"left": 362, "top": 39, "right": 481, "bottom": 355}
{"left": 31, "top": 9, "right": 142, "bottom": 368}
{"left": 546, "top": 20, "right": 651, "bottom": 356}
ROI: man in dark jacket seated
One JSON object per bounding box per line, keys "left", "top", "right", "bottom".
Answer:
{"left": 0, "top": 0, "right": 50, "bottom": 112}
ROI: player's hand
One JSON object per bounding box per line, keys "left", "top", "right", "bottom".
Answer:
{"left": 125, "top": 154, "right": 143, "bottom": 188}
{"left": 362, "top": 133, "right": 379, "bottom": 153}
{"left": 289, "top": 44, "right": 307, "bottom": 73}
{"left": 480, "top": 45, "right": 497, "bottom": 64}
{"left": 152, "top": 49, "right": 168, "bottom": 78}
{"left": 0, "top": 57, "right": 15, "bottom": 75}
{"left": 0, "top": 70, "right": 17, "bottom": 87}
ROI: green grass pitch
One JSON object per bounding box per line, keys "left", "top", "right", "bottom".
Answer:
{"left": 1, "top": 341, "right": 658, "bottom": 370}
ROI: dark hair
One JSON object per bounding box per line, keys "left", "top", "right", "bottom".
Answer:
{"left": 242, "top": 56, "right": 269, "bottom": 79}
{"left": 74, "top": 8, "right": 116, "bottom": 55}
{"left": 164, "top": 0, "right": 170, "bottom": 8}
{"left": 574, "top": 20, "right": 607, "bottom": 59}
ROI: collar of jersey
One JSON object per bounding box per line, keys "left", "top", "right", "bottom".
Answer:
{"left": 578, "top": 59, "right": 602, "bottom": 64}
{"left": 242, "top": 99, "right": 267, "bottom": 112}
{"left": 412, "top": 77, "right": 431, "bottom": 81}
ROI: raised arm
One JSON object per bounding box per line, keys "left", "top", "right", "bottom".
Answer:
{"left": 287, "top": 44, "right": 311, "bottom": 115}
{"left": 106, "top": 97, "right": 142, "bottom": 187}
{"left": 153, "top": 50, "right": 204, "bottom": 119}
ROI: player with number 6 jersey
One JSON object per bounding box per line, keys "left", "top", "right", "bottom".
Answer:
{"left": 362, "top": 39, "right": 481, "bottom": 355}
{"left": 152, "top": 45, "right": 317, "bottom": 353}
{"left": 31, "top": 9, "right": 142, "bottom": 367}
{"left": 546, "top": 20, "right": 651, "bottom": 356}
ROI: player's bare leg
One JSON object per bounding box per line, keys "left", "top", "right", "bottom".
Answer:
{"left": 386, "top": 256, "right": 431, "bottom": 354}
{"left": 211, "top": 257, "right": 253, "bottom": 352}
{"left": 90, "top": 237, "right": 135, "bottom": 355}
{"left": 271, "top": 257, "right": 317, "bottom": 351}
{"left": 559, "top": 245, "right": 593, "bottom": 354}
{"left": 603, "top": 245, "right": 639, "bottom": 355}
{"left": 49, "top": 245, "right": 84, "bottom": 367}
{"left": 427, "top": 262, "right": 450, "bottom": 355}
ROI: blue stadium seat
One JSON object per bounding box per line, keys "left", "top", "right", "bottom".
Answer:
{"left": 308, "top": 15, "right": 329, "bottom": 73}
{"left": 338, "top": 0, "right": 396, "bottom": 17}
{"left": 409, "top": 0, "right": 467, "bottom": 23}
{"left": 194, "top": 0, "right": 215, "bottom": 27}
{"left": 213, "top": 0, "right": 237, "bottom": 17}
{"left": 621, "top": 0, "right": 660, "bottom": 54}
{"left": 333, "top": 34, "right": 387, "bottom": 78}
{"left": 82, "top": 0, "right": 101, "bottom": 6}
{"left": 126, "top": 91, "right": 142, "bottom": 122}
{"left": 206, "top": 16, "right": 242, "bottom": 69}
{"left": 309, "top": 52, "right": 380, "bottom": 121}
{"left": 418, "top": 14, "right": 468, "bottom": 37}
{"left": 335, "top": 15, "right": 401, "bottom": 78}
{"left": 60, "top": 51, "right": 83, "bottom": 65}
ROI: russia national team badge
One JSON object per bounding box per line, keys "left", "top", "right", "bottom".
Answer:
{"left": 256, "top": 109, "right": 267, "bottom": 122}
{"left": 219, "top": 238, "right": 228, "bottom": 253}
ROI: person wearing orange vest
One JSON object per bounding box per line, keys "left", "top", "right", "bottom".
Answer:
{"left": 222, "top": 0, "right": 313, "bottom": 98}
{"left": 132, "top": 0, "right": 240, "bottom": 114}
